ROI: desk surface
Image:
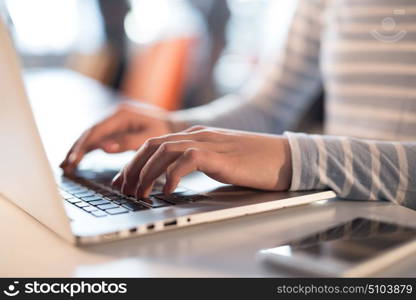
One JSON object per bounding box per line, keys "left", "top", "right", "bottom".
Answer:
{"left": 2, "top": 69, "right": 416, "bottom": 277}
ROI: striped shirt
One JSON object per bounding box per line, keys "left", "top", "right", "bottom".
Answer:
{"left": 173, "top": 0, "right": 416, "bottom": 209}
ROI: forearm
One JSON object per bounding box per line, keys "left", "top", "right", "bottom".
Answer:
{"left": 285, "top": 132, "right": 416, "bottom": 209}
{"left": 169, "top": 94, "right": 288, "bottom": 133}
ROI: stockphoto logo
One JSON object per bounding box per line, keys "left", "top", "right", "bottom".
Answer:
{"left": 3, "top": 281, "right": 20, "bottom": 297}
{"left": 2, "top": 281, "right": 127, "bottom": 297}
{"left": 371, "top": 9, "right": 407, "bottom": 43}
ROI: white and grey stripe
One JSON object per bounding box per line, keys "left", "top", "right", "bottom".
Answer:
{"left": 172, "top": 0, "right": 416, "bottom": 208}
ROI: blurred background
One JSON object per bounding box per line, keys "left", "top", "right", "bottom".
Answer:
{"left": 2, "top": 0, "right": 297, "bottom": 111}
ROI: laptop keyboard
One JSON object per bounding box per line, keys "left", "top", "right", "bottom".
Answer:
{"left": 59, "top": 170, "right": 210, "bottom": 218}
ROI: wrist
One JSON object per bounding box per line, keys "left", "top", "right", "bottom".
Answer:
{"left": 277, "top": 137, "right": 292, "bottom": 190}
{"left": 273, "top": 136, "right": 292, "bottom": 191}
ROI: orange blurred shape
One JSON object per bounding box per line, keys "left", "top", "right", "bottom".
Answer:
{"left": 122, "top": 37, "right": 196, "bottom": 111}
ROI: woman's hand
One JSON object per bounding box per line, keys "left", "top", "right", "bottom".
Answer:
{"left": 112, "top": 126, "right": 292, "bottom": 199}
{"left": 60, "top": 102, "right": 187, "bottom": 174}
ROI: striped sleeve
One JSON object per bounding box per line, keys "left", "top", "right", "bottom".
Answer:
{"left": 171, "top": 0, "right": 324, "bottom": 134}
{"left": 285, "top": 132, "right": 416, "bottom": 209}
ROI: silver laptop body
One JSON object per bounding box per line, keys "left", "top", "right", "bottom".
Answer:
{"left": 0, "top": 16, "right": 335, "bottom": 245}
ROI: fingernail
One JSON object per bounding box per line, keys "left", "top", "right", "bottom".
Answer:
{"left": 111, "top": 172, "right": 121, "bottom": 186}
{"left": 68, "top": 153, "right": 77, "bottom": 164}
{"left": 112, "top": 172, "right": 121, "bottom": 182}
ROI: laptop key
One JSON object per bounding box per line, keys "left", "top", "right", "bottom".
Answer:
{"left": 81, "top": 195, "right": 103, "bottom": 202}
{"left": 106, "top": 195, "right": 127, "bottom": 201}
{"left": 140, "top": 197, "right": 170, "bottom": 208}
{"left": 106, "top": 207, "right": 129, "bottom": 215}
{"left": 82, "top": 206, "right": 98, "bottom": 212}
{"left": 97, "top": 191, "right": 114, "bottom": 197}
{"left": 60, "top": 181, "right": 78, "bottom": 188}
{"left": 91, "top": 210, "right": 107, "bottom": 217}
{"left": 113, "top": 199, "right": 128, "bottom": 205}
{"left": 65, "top": 198, "right": 81, "bottom": 204}
{"left": 122, "top": 202, "right": 148, "bottom": 211}
{"left": 73, "top": 191, "right": 96, "bottom": 198}
{"left": 97, "top": 203, "right": 119, "bottom": 210}
{"left": 67, "top": 186, "right": 88, "bottom": 193}
{"left": 60, "top": 182, "right": 78, "bottom": 189}
{"left": 89, "top": 199, "right": 111, "bottom": 206}
{"left": 60, "top": 191, "right": 74, "bottom": 199}
{"left": 75, "top": 201, "right": 90, "bottom": 208}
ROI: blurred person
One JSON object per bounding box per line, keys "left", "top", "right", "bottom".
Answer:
{"left": 97, "top": 0, "right": 130, "bottom": 90}
{"left": 61, "top": 0, "right": 416, "bottom": 209}
{"left": 122, "top": 0, "right": 230, "bottom": 110}
{"left": 182, "top": 0, "right": 230, "bottom": 107}
{"left": 121, "top": 0, "right": 203, "bottom": 110}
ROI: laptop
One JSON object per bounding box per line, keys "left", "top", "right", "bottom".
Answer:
{"left": 0, "top": 16, "right": 335, "bottom": 245}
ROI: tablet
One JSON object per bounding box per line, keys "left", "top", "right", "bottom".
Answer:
{"left": 259, "top": 217, "right": 416, "bottom": 277}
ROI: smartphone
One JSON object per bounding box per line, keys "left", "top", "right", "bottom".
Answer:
{"left": 259, "top": 217, "right": 416, "bottom": 277}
